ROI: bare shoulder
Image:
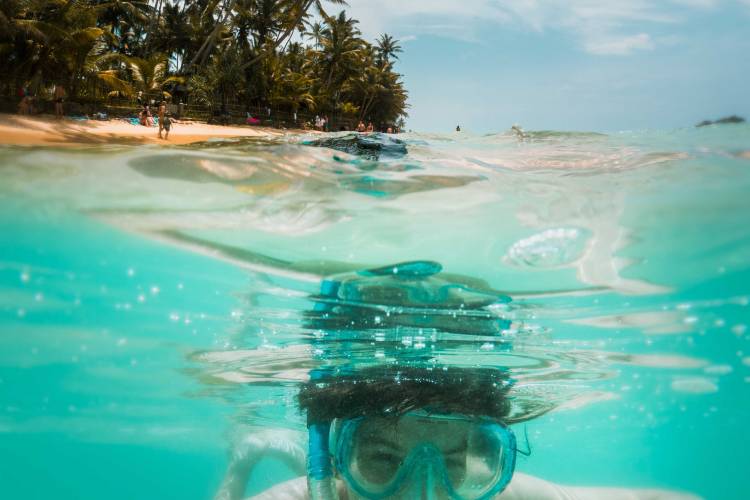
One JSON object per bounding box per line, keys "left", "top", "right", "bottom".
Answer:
{"left": 498, "top": 473, "right": 702, "bottom": 500}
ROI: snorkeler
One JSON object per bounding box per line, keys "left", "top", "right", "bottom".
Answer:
{"left": 205, "top": 259, "right": 700, "bottom": 500}
{"left": 216, "top": 365, "right": 699, "bottom": 500}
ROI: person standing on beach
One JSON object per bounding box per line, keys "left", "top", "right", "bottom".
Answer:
{"left": 158, "top": 100, "right": 167, "bottom": 139}
{"left": 54, "top": 84, "right": 66, "bottom": 119}
{"left": 456, "top": 124, "right": 461, "bottom": 132}
{"left": 161, "top": 112, "right": 173, "bottom": 140}
{"left": 140, "top": 103, "right": 153, "bottom": 126}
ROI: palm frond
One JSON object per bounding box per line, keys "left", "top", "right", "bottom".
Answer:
{"left": 96, "top": 69, "right": 134, "bottom": 96}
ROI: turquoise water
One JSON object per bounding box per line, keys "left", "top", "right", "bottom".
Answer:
{"left": 1, "top": 127, "right": 749, "bottom": 499}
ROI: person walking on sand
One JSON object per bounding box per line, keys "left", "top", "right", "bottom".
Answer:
{"left": 161, "top": 111, "right": 173, "bottom": 140}
{"left": 158, "top": 100, "right": 167, "bottom": 139}
{"left": 54, "top": 84, "right": 66, "bottom": 119}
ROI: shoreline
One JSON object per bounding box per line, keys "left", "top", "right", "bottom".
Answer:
{"left": 0, "top": 113, "right": 305, "bottom": 147}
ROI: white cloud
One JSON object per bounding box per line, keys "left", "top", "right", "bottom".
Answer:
{"left": 340, "top": 1, "right": 509, "bottom": 43}
{"left": 584, "top": 33, "right": 654, "bottom": 55}
{"left": 340, "top": 0, "right": 738, "bottom": 55}
{"left": 669, "top": 0, "right": 720, "bottom": 7}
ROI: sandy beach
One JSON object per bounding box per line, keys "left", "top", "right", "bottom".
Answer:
{"left": 0, "top": 113, "right": 289, "bottom": 146}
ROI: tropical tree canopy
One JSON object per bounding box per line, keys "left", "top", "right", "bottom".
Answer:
{"left": 0, "top": 0, "right": 408, "bottom": 127}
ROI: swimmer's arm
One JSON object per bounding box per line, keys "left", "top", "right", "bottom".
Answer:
{"left": 498, "top": 472, "right": 702, "bottom": 500}
{"left": 214, "top": 429, "right": 307, "bottom": 500}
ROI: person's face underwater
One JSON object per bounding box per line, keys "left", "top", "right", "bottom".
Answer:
{"left": 339, "top": 414, "right": 508, "bottom": 500}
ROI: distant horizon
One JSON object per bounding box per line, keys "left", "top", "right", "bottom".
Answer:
{"left": 342, "top": 0, "right": 750, "bottom": 134}
{"left": 401, "top": 113, "right": 748, "bottom": 135}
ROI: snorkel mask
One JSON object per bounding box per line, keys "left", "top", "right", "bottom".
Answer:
{"left": 334, "top": 412, "right": 517, "bottom": 500}
{"left": 301, "top": 366, "right": 518, "bottom": 500}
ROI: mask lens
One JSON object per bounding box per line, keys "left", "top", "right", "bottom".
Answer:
{"left": 457, "top": 424, "right": 506, "bottom": 496}
{"left": 351, "top": 419, "right": 405, "bottom": 485}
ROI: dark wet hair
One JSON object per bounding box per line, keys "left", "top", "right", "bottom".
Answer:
{"left": 298, "top": 365, "right": 513, "bottom": 425}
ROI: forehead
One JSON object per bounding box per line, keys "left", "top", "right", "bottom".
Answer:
{"left": 355, "top": 416, "right": 472, "bottom": 446}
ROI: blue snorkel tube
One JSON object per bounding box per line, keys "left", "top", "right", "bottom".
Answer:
{"left": 306, "top": 368, "right": 339, "bottom": 500}
{"left": 307, "top": 421, "right": 337, "bottom": 500}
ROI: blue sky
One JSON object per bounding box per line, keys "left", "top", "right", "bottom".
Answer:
{"left": 341, "top": 0, "right": 750, "bottom": 133}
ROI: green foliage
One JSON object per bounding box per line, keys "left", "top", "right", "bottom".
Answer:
{"left": 1, "top": 0, "right": 408, "bottom": 126}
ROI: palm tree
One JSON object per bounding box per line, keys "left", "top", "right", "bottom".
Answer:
{"left": 305, "top": 21, "right": 323, "bottom": 49}
{"left": 270, "top": 67, "right": 316, "bottom": 114}
{"left": 126, "top": 53, "right": 183, "bottom": 98}
{"left": 376, "top": 33, "right": 402, "bottom": 66}
{"left": 320, "top": 11, "right": 362, "bottom": 88}
{"left": 0, "top": 0, "right": 409, "bottom": 127}
{"left": 238, "top": 0, "right": 347, "bottom": 71}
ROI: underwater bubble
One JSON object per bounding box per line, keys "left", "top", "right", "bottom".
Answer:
{"left": 704, "top": 365, "right": 733, "bottom": 375}
{"left": 670, "top": 376, "right": 718, "bottom": 394}
{"left": 731, "top": 324, "right": 747, "bottom": 336}
{"left": 742, "top": 357, "right": 750, "bottom": 367}
{"left": 505, "top": 227, "right": 590, "bottom": 268}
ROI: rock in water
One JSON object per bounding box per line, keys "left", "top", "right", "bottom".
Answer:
{"left": 303, "top": 133, "right": 408, "bottom": 160}
{"left": 696, "top": 115, "right": 746, "bottom": 127}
